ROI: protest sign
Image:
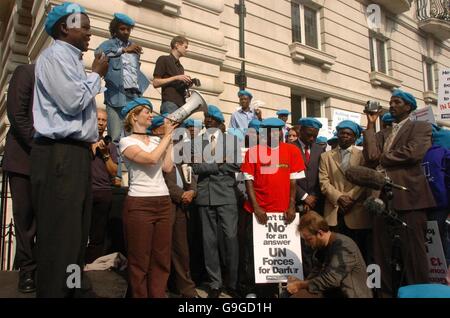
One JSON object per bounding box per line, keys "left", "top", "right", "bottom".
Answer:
{"left": 253, "top": 214, "right": 303, "bottom": 283}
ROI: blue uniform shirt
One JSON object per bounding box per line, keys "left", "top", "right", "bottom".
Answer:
{"left": 230, "top": 108, "right": 257, "bottom": 129}
{"left": 33, "top": 40, "right": 101, "bottom": 142}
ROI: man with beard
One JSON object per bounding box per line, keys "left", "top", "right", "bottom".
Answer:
{"left": 363, "top": 89, "right": 436, "bottom": 297}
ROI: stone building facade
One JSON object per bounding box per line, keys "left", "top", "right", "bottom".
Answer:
{"left": 0, "top": 0, "right": 449, "bottom": 268}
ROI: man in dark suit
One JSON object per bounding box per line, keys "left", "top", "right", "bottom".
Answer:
{"left": 2, "top": 64, "right": 36, "bottom": 293}
{"left": 293, "top": 117, "right": 325, "bottom": 277}
{"left": 192, "top": 105, "right": 241, "bottom": 298}
{"left": 363, "top": 89, "right": 436, "bottom": 298}
{"left": 294, "top": 117, "right": 325, "bottom": 213}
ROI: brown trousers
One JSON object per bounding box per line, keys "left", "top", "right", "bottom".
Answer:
{"left": 123, "top": 195, "right": 172, "bottom": 298}
{"left": 170, "top": 204, "right": 197, "bottom": 297}
{"left": 373, "top": 210, "right": 429, "bottom": 298}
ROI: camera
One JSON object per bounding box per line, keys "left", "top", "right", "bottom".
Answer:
{"left": 103, "top": 135, "right": 112, "bottom": 146}
{"left": 365, "top": 100, "right": 381, "bottom": 113}
{"left": 191, "top": 78, "right": 201, "bottom": 87}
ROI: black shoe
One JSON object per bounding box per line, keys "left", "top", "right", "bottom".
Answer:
{"left": 207, "top": 288, "right": 221, "bottom": 298}
{"left": 18, "top": 271, "right": 36, "bottom": 294}
{"left": 224, "top": 288, "right": 241, "bottom": 298}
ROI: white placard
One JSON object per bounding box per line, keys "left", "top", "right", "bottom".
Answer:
{"left": 425, "top": 221, "right": 448, "bottom": 284}
{"left": 438, "top": 68, "right": 450, "bottom": 121}
{"left": 331, "top": 109, "right": 362, "bottom": 131}
{"left": 410, "top": 106, "right": 436, "bottom": 124}
{"left": 315, "top": 117, "right": 332, "bottom": 139}
{"left": 253, "top": 213, "right": 303, "bottom": 284}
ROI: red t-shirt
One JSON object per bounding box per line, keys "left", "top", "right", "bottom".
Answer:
{"left": 241, "top": 142, "right": 305, "bottom": 213}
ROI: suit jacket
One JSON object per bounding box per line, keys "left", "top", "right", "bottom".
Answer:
{"left": 163, "top": 164, "right": 197, "bottom": 205}
{"left": 2, "top": 64, "right": 35, "bottom": 175}
{"left": 192, "top": 132, "right": 241, "bottom": 206}
{"left": 363, "top": 119, "right": 436, "bottom": 211}
{"left": 307, "top": 233, "right": 373, "bottom": 298}
{"left": 319, "top": 147, "right": 372, "bottom": 229}
{"left": 96, "top": 38, "right": 150, "bottom": 108}
{"left": 294, "top": 140, "right": 324, "bottom": 202}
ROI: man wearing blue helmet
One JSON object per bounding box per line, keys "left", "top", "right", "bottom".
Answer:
{"left": 276, "top": 109, "right": 291, "bottom": 142}
{"left": 96, "top": 13, "right": 149, "bottom": 144}
{"left": 294, "top": 117, "right": 325, "bottom": 214}
{"left": 192, "top": 105, "right": 241, "bottom": 298}
{"left": 319, "top": 120, "right": 372, "bottom": 263}
{"left": 97, "top": 13, "right": 149, "bottom": 185}
{"left": 230, "top": 90, "right": 262, "bottom": 130}
{"left": 32, "top": 2, "right": 108, "bottom": 297}
{"left": 364, "top": 89, "right": 436, "bottom": 297}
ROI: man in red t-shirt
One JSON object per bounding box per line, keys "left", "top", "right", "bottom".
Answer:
{"left": 241, "top": 118, "right": 305, "bottom": 222}
{"left": 238, "top": 117, "right": 305, "bottom": 296}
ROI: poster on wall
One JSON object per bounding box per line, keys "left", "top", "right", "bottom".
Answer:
{"left": 438, "top": 68, "right": 450, "bottom": 121}
{"left": 410, "top": 106, "right": 436, "bottom": 124}
{"left": 331, "top": 109, "right": 362, "bottom": 130}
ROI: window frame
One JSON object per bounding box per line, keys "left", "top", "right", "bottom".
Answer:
{"left": 423, "top": 59, "right": 436, "bottom": 93}
{"left": 291, "top": 1, "right": 321, "bottom": 50}
{"left": 291, "top": 94, "right": 324, "bottom": 123}
{"left": 369, "top": 35, "right": 388, "bottom": 74}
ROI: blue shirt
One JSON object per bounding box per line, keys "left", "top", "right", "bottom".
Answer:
{"left": 102, "top": 39, "right": 139, "bottom": 90}
{"left": 33, "top": 40, "right": 101, "bottom": 142}
{"left": 230, "top": 108, "right": 257, "bottom": 129}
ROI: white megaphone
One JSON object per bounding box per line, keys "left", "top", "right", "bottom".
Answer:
{"left": 167, "top": 90, "right": 208, "bottom": 123}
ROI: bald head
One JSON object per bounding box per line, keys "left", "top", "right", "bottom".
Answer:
{"left": 97, "top": 108, "right": 108, "bottom": 136}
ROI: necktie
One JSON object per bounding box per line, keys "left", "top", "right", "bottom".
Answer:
{"left": 304, "top": 145, "right": 310, "bottom": 165}
{"left": 341, "top": 149, "right": 351, "bottom": 171}
{"left": 210, "top": 135, "right": 217, "bottom": 156}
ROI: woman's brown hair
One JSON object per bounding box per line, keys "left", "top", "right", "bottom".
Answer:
{"left": 123, "top": 105, "right": 147, "bottom": 132}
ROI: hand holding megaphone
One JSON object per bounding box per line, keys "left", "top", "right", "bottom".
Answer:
{"left": 163, "top": 118, "right": 179, "bottom": 136}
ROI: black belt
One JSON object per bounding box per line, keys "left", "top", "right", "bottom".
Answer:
{"left": 124, "top": 88, "right": 141, "bottom": 95}
{"left": 34, "top": 137, "right": 91, "bottom": 149}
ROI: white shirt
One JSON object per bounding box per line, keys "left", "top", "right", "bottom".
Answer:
{"left": 119, "top": 136, "right": 169, "bottom": 197}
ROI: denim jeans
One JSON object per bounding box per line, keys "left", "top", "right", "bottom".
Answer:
{"left": 160, "top": 101, "right": 179, "bottom": 115}
{"left": 105, "top": 93, "right": 140, "bottom": 183}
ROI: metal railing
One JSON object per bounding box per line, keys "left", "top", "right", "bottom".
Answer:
{"left": 417, "top": 0, "right": 450, "bottom": 21}
{"left": 0, "top": 170, "right": 15, "bottom": 270}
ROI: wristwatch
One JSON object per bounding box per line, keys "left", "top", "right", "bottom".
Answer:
{"left": 102, "top": 154, "right": 111, "bottom": 162}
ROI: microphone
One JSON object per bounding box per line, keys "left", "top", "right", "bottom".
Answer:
{"left": 345, "top": 166, "right": 408, "bottom": 191}
{"left": 364, "top": 197, "right": 408, "bottom": 228}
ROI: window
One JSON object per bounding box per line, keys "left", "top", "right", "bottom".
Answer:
{"left": 369, "top": 36, "right": 387, "bottom": 74}
{"left": 291, "top": 2, "right": 320, "bottom": 49}
{"left": 291, "top": 94, "right": 323, "bottom": 123}
{"left": 423, "top": 59, "right": 436, "bottom": 92}
{"left": 306, "top": 98, "right": 322, "bottom": 117}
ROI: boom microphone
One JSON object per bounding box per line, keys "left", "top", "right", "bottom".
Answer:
{"left": 364, "top": 197, "right": 408, "bottom": 228}
{"left": 345, "top": 166, "right": 408, "bottom": 191}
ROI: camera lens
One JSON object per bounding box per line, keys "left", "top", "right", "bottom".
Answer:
{"left": 103, "top": 135, "right": 112, "bottom": 145}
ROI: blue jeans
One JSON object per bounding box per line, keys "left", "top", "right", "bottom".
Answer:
{"left": 106, "top": 93, "right": 140, "bottom": 182}
{"left": 160, "top": 101, "right": 179, "bottom": 115}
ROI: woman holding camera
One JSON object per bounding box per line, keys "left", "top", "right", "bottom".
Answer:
{"left": 119, "top": 98, "right": 178, "bottom": 298}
